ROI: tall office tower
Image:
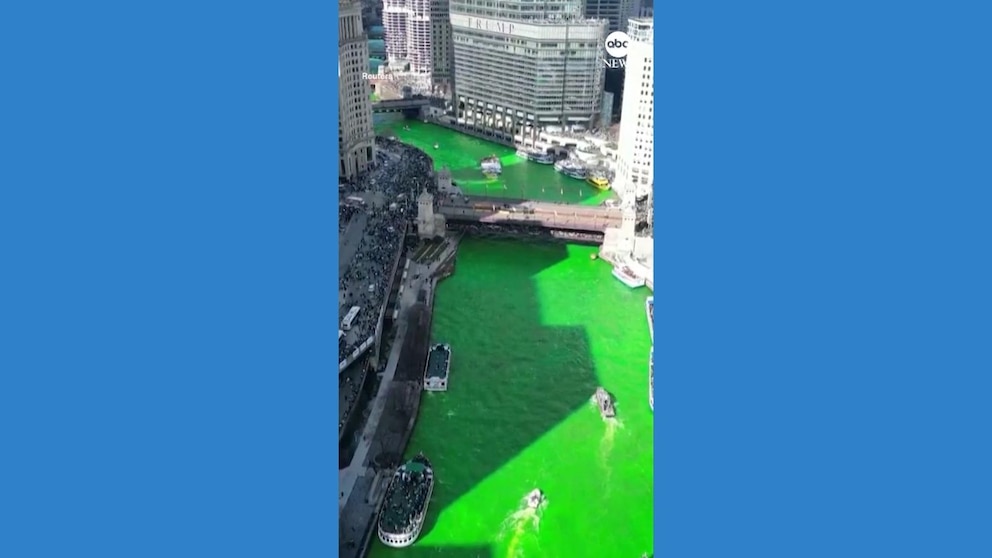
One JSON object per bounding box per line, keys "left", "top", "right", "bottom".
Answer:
{"left": 339, "top": 0, "right": 376, "bottom": 181}
{"left": 382, "top": 0, "right": 431, "bottom": 72}
{"left": 360, "top": 0, "right": 381, "bottom": 28}
{"left": 383, "top": 0, "right": 453, "bottom": 94}
{"left": 613, "top": 18, "right": 653, "bottom": 201}
{"left": 449, "top": 0, "right": 607, "bottom": 138}
{"left": 429, "top": 0, "right": 453, "bottom": 96}
{"left": 637, "top": 0, "right": 653, "bottom": 18}
{"left": 583, "top": 0, "right": 638, "bottom": 33}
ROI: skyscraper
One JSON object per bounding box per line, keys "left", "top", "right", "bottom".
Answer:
{"left": 449, "top": 0, "right": 607, "bottom": 139}
{"left": 382, "top": 0, "right": 431, "bottom": 73}
{"left": 429, "top": 0, "right": 454, "bottom": 97}
{"left": 339, "top": 0, "right": 376, "bottom": 181}
{"left": 613, "top": 18, "right": 653, "bottom": 201}
{"left": 381, "top": 0, "right": 453, "bottom": 96}
{"left": 584, "top": 0, "right": 638, "bottom": 34}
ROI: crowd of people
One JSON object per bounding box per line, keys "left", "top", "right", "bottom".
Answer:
{"left": 378, "top": 457, "right": 433, "bottom": 534}
{"left": 337, "top": 140, "right": 438, "bottom": 373}
{"left": 339, "top": 204, "right": 359, "bottom": 235}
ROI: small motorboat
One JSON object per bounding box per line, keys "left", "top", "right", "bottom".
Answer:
{"left": 595, "top": 387, "right": 616, "bottom": 418}
{"left": 480, "top": 155, "right": 502, "bottom": 175}
{"left": 525, "top": 489, "right": 544, "bottom": 509}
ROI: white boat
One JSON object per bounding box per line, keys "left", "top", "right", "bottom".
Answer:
{"left": 377, "top": 454, "right": 434, "bottom": 548}
{"left": 612, "top": 263, "right": 646, "bottom": 288}
{"left": 424, "top": 344, "right": 451, "bottom": 391}
{"left": 554, "top": 158, "right": 587, "bottom": 179}
{"left": 480, "top": 155, "right": 502, "bottom": 175}
{"left": 649, "top": 347, "right": 654, "bottom": 411}
{"left": 516, "top": 148, "right": 555, "bottom": 164}
{"left": 645, "top": 297, "right": 654, "bottom": 343}
{"left": 525, "top": 489, "right": 545, "bottom": 509}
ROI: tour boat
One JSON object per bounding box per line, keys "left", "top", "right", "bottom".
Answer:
{"left": 612, "top": 263, "right": 646, "bottom": 289}
{"left": 377, "top": 454, "right": 435, "bottom": 548}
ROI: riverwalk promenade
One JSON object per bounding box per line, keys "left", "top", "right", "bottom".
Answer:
{"left": 338, "top": 238, "right": 459, "bottom": 558}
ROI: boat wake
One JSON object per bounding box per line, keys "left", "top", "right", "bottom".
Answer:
{"left": 600, "top": 418, "right": 623, "bottom": 476}
{"left": 589, "top": 397, "right": 624, "bottom": 427}
{"left": 601, "top": 418, "right": 619, "bottom": 449}
{"left": 498, "top": 495, "right": 546, "bottom": 558}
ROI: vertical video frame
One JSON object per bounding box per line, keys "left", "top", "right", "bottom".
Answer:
{"left": 339, "top": 0, "right": 654, "bottom": 556}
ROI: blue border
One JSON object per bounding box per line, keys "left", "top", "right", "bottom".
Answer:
{"left": 656, "top": 2, "right": 992, "bottom": 556}
{"left": 2, "top": 2, "right": 339, "bottom": 556}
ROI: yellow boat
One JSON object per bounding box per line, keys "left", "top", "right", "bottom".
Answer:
{"left": 587, "top": 174, "right": 611, "bottom": 190}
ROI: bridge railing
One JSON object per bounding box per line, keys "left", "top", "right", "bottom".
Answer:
{"left": 369, "top": 97, "right": 432, "bottom": 110}
{"left": 439, "top": 207, "right": 620, "bottom": 232}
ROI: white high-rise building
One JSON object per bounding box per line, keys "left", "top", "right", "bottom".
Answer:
{"left": 339, "top": 0, "right": 376, "bottom": 181}
{"left": 449, "top": 0, "right": 607, "bottom": 139}
{"left": 382, "top": 0, "right": 453, "bottom": 96}
{"left": 382, "top": 0, "right": 431, "bottom": 72}
{"left": 613, "top": 17, "right": 653, "bottom": 201}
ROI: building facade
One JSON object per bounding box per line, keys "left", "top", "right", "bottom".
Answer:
{"left": 382, "top": 0, "right": 453, "bottom": 96}
{"left": 636, "top": 0, "right": 653, "bottom": 19}
{"left": 339, "top": 0, "right": 376, "bottom": 181}
{"left": 583, "top": 0, "right": 639, "bottom": 33}
{"left": 613, "top": 18, "right": 653, "bottom": 201}
{"left": 430, "top": 0, "right": 454, "bottom": 96}
{"left": 449, "top": 0, "right": 607, "bottom": 139}
{"left": 382, "top": 0, "right": 431, "bottom": 72}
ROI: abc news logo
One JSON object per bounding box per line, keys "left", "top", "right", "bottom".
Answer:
{"left": 604, "top": 31, "right": 629, "bottom": 68}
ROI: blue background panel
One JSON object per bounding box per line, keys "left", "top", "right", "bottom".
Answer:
{"left": 655, "top": 1, "right": 992, "bottom": 557}
{"left": 1, "top": 1, "right": 340, "bottom": 557}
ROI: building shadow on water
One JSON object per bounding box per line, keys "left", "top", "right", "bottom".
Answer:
{"left": 415, "top": 238, "right": 601, "bottom": 536}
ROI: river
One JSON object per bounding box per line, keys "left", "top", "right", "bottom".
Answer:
{"left": 374, "top": 115, "right": 615, "bottom": 207}
{"left": 366, "top": 235, "right": 654, "bottom": 558}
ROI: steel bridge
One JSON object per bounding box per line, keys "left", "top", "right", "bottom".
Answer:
{"left": 370, "top": 97, "right": 430, "bottom": 114}
{"left": 438, "top": 195, "right": 622, "bottom": 233}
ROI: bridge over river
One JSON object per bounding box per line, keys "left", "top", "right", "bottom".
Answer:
{"left": 370, "top": 97, "right": 432, "bottom": 114}
{"left": 438, "top": 195, "right": 622, "bottom": 233}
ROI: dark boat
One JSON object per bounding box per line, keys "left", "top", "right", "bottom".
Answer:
{"left": 595, "top": 387, "right": 616, "bottom": 418}
{"left": 377, "top": 453, "right": 435, "bottom": 548}
{"left": 424, "top": 343, "right": 451, "bottom": 391}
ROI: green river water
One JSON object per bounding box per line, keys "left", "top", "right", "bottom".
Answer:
{"left": 367, "top": 118, "right": 652, "bottom": 558}
{"left": 367, "top": 239, "right": 654, "bottom": 558}
{"left": 375, "top": 116, "right": 614, "bottom": 206}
